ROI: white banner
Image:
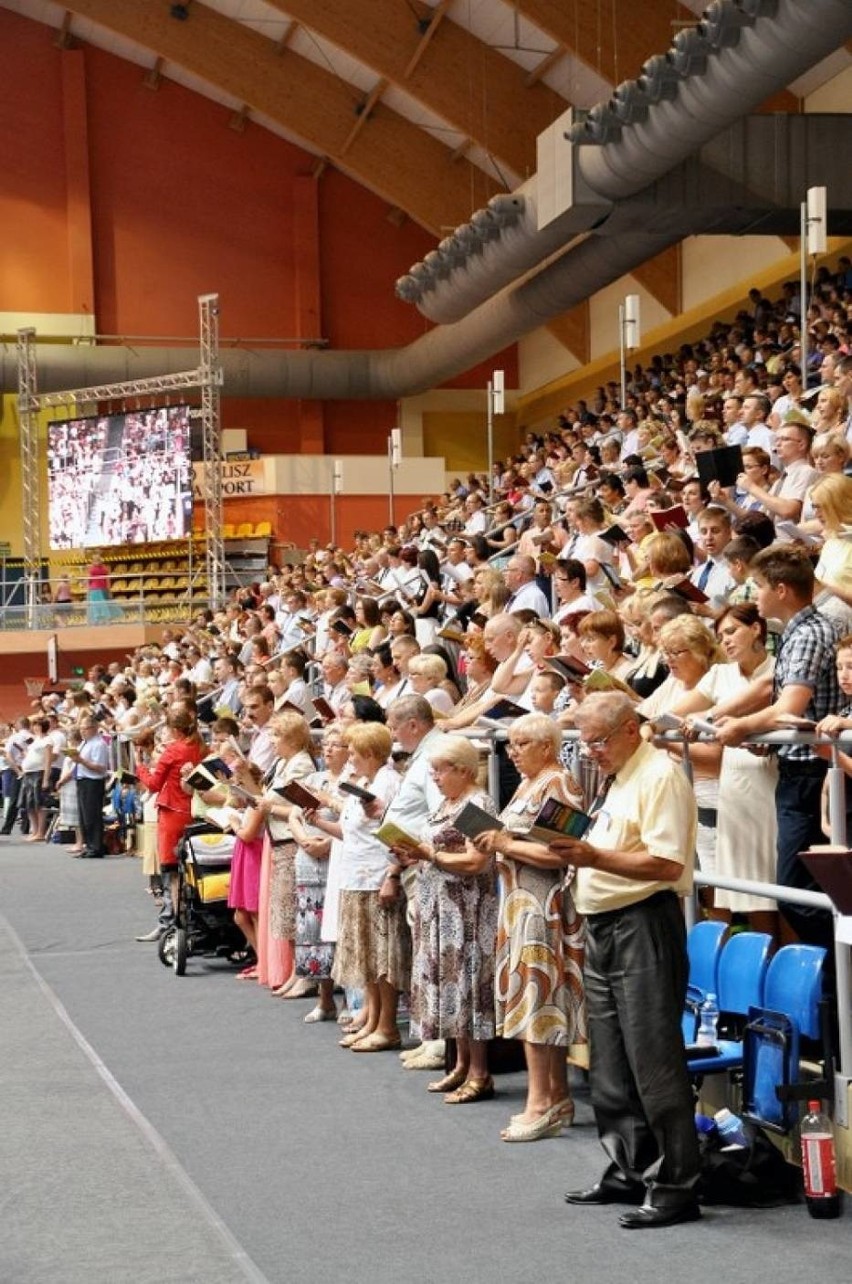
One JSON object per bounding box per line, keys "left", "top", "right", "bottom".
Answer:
{"left": 192, "top": 459, "right": 267, "bottom": 497}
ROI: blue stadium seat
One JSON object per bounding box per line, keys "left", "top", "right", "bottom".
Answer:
{"left": 742, "top": 945, "right": 827, "bottom": 1132}
{"left": 685, "top": 932, "right": 772, "bottom": 1076}
{"left": 682, "top": 920, "right": 727, "bottom": 1042}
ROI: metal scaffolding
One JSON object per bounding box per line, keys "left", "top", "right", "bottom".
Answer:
{"left": 199, "top": 293, "right": 225, "bottom": 611}
{"left": 16, "top": 329, "right": 40, "bottom": 624}
{"left": 15, "top": 292, "right": 225, "bottom": 618}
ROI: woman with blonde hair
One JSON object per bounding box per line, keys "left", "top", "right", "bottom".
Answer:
{"left": 407, "top": 653, "right": 454, "bottom": 715}
{"left": 812, "top": 430, "right": 849, "bottom": 475}
{"left": 312, "top": 721, "right": 406, "bottom": 1051}
{"left": 640, "top": 615, "right": 724, "bottom": 903}
{"left": 393, "top": 735, "right": 499, "bottom": 1102}
{"left": 232, "top": 710, "right": 316, "bottom": 993}
{"left": 473, "top": 567, "right": 511, "bottom": 618}
{"left": 811, "top": 386, "right": 848, "bottom": 435}
{"left": 471, "top": 713, "right": 586, "bottom": 1141}
{"left": 811, "top": 473, "right": 852, "bottom": 623}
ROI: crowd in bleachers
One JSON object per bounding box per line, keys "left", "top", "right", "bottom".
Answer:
{"left": 3, "top": 268, "right": 852, "bottom": 1209}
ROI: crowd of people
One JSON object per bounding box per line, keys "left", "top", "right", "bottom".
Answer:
{"left": 4, "top": 269, "right": 852, "bottom": 1226}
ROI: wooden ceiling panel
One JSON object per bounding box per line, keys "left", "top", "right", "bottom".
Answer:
{"left": 513, "top": 0, "right": 695, "bottom": 86}
{"left": 61, "top": 0, "right": 500, "bottom": 232}
{"left": 264, "top": 0, "right": 564, "bottom": 178}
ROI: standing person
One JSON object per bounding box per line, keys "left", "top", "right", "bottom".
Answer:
{"left": 382, "top": 695, "right": 445, "bottom": 1069}
{"left": 134, "top": 710, "right": 203, "bottom": 940}
{"left": 393, "top": 736, "right": 499, "bottom": 1103}
{"left": 1, "top": 717, "right": 34, "bottom": 836}
{"left": 86, "top": 554, "right": 112, "bottom": 624}
{"left": 558, "top": 693, "right": 700, "bottom": 1229}
{"left": 713, "top": 546, "right": 841, "bottom": 949}
{"left": 314, "top": 722, "right": 405, "bottom": 1051}
{"left": 472, "top": 714, "right": 586, "bottom": 1142}
{"left": 72, "top": 717, "right": 112, "bottom": 858}
{"left": 19, "top": 718, "right": 54, "bottom": 843}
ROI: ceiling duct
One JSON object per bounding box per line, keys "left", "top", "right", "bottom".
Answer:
{"left": 399, "top": 0, "right": 852, "bottom": 325}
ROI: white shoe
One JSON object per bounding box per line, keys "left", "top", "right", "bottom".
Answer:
{"left": 135, "top": 927, "right": 165, "bottom": 942}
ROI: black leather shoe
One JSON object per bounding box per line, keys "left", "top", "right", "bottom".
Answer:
{"left": 619, "top": 1202, "right": 701, "bottom": 1230}
{"left": 565, "top": 1181, "right": 645, "bottom": 1206}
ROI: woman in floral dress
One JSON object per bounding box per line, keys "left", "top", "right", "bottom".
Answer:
{"left": 396, "top": 735, "right": 499, "bottom": 1105}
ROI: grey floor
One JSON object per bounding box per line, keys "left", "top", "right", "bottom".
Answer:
{"left": 1, "top": 838, "right": 850, "bottom": 1284}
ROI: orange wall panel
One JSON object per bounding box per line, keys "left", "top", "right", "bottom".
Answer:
{"left": 0, "top": 13, "right": 72, "bottom": 311}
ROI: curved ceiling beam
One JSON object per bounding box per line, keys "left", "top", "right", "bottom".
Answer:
{"left": 263, "top": 0, "right": 565, "bottom": 179}
{"left": 514, "top": 0, "right": 798, "bottom": 110}
{"left": 512, "top": 0, "right": 693, "bottom": 85}
{"left": 61, "top": 0, "right": 500, "bottom": 232}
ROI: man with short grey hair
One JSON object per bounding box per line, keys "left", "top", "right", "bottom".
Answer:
{"left": 555, "top": 692, "right": 700, "bottom": 1230}
{"left": 503, "top": 554, "right": 550, "bottom": 617}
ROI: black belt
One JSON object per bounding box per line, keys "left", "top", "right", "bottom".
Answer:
{"left": 586, "top": 888, "right": 677, "bottom": 926}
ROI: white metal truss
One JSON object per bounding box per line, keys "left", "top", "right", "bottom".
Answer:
{"left": 16, "top": 328, "right": 40, "bottom": 624}
{"left": 199, "top": 293, "right": 225, "bottom": 611}
{"left": 15, "top": 293, "right": 225, "bottom": 620}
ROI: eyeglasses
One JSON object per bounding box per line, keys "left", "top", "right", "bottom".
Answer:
{"left": 507, "top": 737, "right": 537, "bottom": 754}
{"left": 662, "top": 647, "right": 690, "bottom": 661}
{"left": 583, "top": 719, "right": 629, "bottom": 754}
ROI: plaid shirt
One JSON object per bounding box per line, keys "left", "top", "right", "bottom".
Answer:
{"left": 774, "top": 605, "right": 842, "bottom": 761}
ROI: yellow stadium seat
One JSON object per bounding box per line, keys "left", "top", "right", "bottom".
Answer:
{"left": 253, "top": 521, "right": 272, "bottom": 538}
{"left": 236, "top": 522, "right": 253, "bottom": 538}
{"left": 222, "top": 524, "right": 236, "bottom": 539}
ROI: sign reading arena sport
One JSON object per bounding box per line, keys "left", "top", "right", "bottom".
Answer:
{"left": 191, "top": 460, "right": 267, "bottom": 497}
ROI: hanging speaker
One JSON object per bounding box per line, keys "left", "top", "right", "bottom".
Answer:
{"left": 623, "top": 294, "right": 641, "bottom": 349}
{"left": 492, "top": 369, "right": 505, "bottom": 415}
{"left": 807, "top": 186, "right": 827, "bottom": 256}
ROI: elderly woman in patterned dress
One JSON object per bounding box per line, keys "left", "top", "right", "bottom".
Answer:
{"left": 472, "top": 713, "right": 587, "bottom": 1142}
{"left": 393, "top": 735, "right": 500, "bottom": 1104}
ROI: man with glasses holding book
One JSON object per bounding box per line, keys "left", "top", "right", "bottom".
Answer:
{"left": 554, "top": 692, "right": 700, "bottom": 1230}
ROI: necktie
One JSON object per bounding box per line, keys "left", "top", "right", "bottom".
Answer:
{"left": 589, "top": 774, "right": 614, "bottom": 816}
{"left": 696, "top": 560, "right": 713, "bottom": 592}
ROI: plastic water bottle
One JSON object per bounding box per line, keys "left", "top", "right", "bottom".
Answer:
{"left": 696, "top": 992, "right": 719, "bottom": 1046}
{"left": 801, "top": 1100, "right": 841, "bottom": 1219}
{"left": 714, "top": 1107, "right": 747, "bottom": 1149}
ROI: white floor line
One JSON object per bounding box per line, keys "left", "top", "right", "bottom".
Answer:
{"left": 1, "top": 913, "right": 271, "bottom": 1284}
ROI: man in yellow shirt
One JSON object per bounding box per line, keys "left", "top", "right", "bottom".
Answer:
{"left": 554, "top": 692, "right": 700, "bottom": 1230}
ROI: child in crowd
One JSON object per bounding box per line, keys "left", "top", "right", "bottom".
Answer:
{"left": 723, "top": 534, "right": 762, "bottom": 605}
{"left": 529, "top": 670, "right": 565, "bottom": 717}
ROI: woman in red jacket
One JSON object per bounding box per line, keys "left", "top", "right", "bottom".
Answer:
{"left": 135, "top": 708, "right": 203, "bottom": 943}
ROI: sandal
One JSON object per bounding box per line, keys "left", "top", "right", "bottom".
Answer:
{"left": 350, "top": 1031, "right": 402, "bottom": 1053}
{"left": 500, "top": 1112, "right": 562, "bottom": 1142}
{"left": 444, "top": 1075, "right": 495, "bottom": 1105}
{"left": 236, "top": 965, "right": 258, "bottom": 980}
{"left": 511, "top": 1098, "right": 575, "bottom": 1127}
{"left": 427, "top": 1068, "right": 467, "bottom": 1094}
{"left": 339, "top": 1029, "right": 370, "bottom": 1048}
{"left": 304, "top": 1005, "right": 337, "bottom": 1023}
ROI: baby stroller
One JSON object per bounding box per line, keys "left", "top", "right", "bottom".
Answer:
{"left": 158, "top": 821, "right": 246, "bottom": 975}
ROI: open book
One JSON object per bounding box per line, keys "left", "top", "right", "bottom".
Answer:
{"left": 204, "top": 804, "right": 244, "bottom": 833}
{"left": 185, "top": 756, "right": 233, "bottom": 793}
{"left": 453, "top": 796, "right": 591, "bottom": 844}
{"left": 275, "top": 779, "right": 325, "bottom": 811}
{"left": 375, "top": 820, "right": 422, "bottom": 850}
